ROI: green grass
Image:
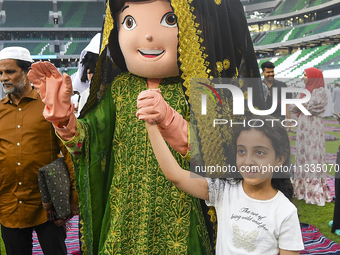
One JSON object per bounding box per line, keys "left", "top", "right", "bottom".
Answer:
{"left": 295, "top": 198, "right": 340, "bottom": 244}
{"left": 0, "top": 227, "right": 5, "bottom": 254}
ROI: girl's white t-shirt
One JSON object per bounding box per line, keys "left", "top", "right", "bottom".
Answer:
{"left": 206, "top": 178, "right": 304, "bottom": 254}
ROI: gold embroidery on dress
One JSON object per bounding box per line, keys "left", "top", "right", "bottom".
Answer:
{"left": 79, "top": 219, "right": 87, "bottom": 254}
{"left": 216, "top": 59, "right": 232, "bottom": 82}
{"left": 223, "top": 59, "right": 230, "bottom": 70}
{"left": 172, "top": 1, "right": 228, "bottom": 177}
{"left": 101, "top": 1, "right": 114, "bottom": 54}
{"left": 172, "top": 0, "right": 208, "bottom": 102}
{"left": 216, "top": 62, "right": 223, "bottom": 74}
{"left": 239, "top": 78, "right": 244, "bottom": 88}
{"left": 101, "top": 156, "right": 106, "bottom": 172}
{"left": 101, "top": 74, "right": 211, "bottom": 254}
{"left": 231, "top": 67, "right": 239, "bottom": 84}
{"left": 208, "top": 207, "right": 217, "bottom": 249}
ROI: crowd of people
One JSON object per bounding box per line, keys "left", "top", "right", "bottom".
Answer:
{"left": 0, "top": 0, "right": 340, "bottom": 254}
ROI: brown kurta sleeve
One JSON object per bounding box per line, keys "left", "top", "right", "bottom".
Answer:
{"left": 57, "top": 138, "right": 79, "bottom": 214}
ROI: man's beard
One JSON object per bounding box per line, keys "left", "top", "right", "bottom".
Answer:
{"left": 265, "top": 76, "right": 274, "bottom": 82}
{"left": 3, "top": 74, "right": 27, "bottom": 95}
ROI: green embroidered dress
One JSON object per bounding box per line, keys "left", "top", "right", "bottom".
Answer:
{"left": 64, "top": 72, "right": 212, "bottom": 255}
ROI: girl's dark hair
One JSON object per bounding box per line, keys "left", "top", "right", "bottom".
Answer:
{"left": 231, "top": 115, "right": 294, "bottom": 201}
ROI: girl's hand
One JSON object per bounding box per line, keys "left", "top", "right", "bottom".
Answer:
{"left": 137, "top": 89, "right": 189, "bottom": 155}
{"left": 145, "top": 122, "right": 208, "bottom": 200}
{"left": 279, "top": 249, "right": 300, "bottom": 255}
{"left": 145, "top": 121, "right": 155, "bottom": 130}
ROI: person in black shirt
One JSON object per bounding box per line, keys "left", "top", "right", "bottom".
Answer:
{"left": 261, "top": 61, "right": 292, "bottom": 130}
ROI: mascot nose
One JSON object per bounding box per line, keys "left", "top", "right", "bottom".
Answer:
{"left": 145, "top": 34, "right": 152, "bottom": 41}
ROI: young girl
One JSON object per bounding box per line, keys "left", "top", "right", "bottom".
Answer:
{"left": 143, "top": 115, "right": 304, "bottom": 254}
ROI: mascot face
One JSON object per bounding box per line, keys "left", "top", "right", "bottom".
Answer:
{"left": 118, "top": 0, "right": 179, "bottom": 78}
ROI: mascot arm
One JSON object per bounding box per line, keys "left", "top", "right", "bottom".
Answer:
{"left": 158, "top": 109, "right": 188, "bottom": 156}
{"left": 28, "top": 61, "right": 79, "bottom": 141}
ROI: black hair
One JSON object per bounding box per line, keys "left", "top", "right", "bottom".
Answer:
{"left": 16, "top": 59, "right": 32, "bottom": 72}
{"left": 261, "top": 61, "right": 275, "bottom": 72}
{"left": 80, "top": 51, "right": 99, "bottom": 83}
{"left": 230, "top": 115, "right": 294, "bottom": 201}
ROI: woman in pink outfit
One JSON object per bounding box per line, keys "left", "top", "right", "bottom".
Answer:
{"left": 292, "top": 67, "right": 333, "bottom": 206}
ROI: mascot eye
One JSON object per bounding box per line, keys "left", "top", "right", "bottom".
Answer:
{"left": 122, "top": 15, "right": 137, "bottom": 30}
{"left": 160, "top": 12, "right": 177, "bottom": 28}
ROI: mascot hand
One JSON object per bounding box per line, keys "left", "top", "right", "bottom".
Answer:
{"left": 137, "top": 89, "right": 188, "bottom": 155}
{"left": 136, "top": 89, "right": 170, "bottom": 125}
{"left": 28, "top": 62, "right": 74, "bottom": 124}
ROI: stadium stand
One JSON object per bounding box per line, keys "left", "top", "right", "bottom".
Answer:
{"left": 242, "top": 0, "right": 270, "bottom": 5}
{"left": 0, "top": 0, "right": 104, "bottom": 68}
{"left": 0, "top": 1, "right": 52, "bottom": 27}
{"left": 57, "top": 1, "right": 104, "bottom": 28}
{"left": 243, "top": 0, "right": 340, "bottom": 88}
{"left": 0, "top": 0, "right": 339, "bottom": 81}
{"left": 270, "top": 0, "right": 307, "bottom": 16}
{"left": 0, "top": 1, "right": 104, "bottom": 28}
{"left": 257, "top": 43, "right": 340, "bottom": 86}
{"left": 308, "top": 0, "right": 335, "bottom": 7}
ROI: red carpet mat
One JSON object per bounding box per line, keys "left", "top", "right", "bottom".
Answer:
{"left": 32, "top": 216, "right": 340, "bottom": 254}
{"left": 301, "top": 223, "right": 340, "bottom": 254}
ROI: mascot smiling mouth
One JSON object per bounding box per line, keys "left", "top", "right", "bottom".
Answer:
{"left": 138, "top": 49, "right": 165, "bottom": 59}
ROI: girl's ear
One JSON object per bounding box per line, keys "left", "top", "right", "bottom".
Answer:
{"left": 277, "top": 155, "right": 286, "bottom": 166}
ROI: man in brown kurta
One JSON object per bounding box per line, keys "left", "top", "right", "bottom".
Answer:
{"left": 0, "top": 46, "right": 78, "bottom": 255}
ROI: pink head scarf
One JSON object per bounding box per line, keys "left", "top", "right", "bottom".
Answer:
{"left": 303, "top": 67, "right": 325, "bottom": 95}
{"left": 297, "top": 67, "right": 324, "bottom": 117}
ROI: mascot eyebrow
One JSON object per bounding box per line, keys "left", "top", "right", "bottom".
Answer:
{"left": 121, "top": 5, "right": 129, "bottom": 13}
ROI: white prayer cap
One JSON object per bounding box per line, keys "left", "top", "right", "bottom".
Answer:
{"left": 0, "top": 47, "right": 33, "bottom": 63}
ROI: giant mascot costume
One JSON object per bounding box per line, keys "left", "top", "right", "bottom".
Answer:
{"left": 28, "top": 0, "right": 264, "bottom": 254}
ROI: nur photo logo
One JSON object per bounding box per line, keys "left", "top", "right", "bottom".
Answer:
{"left": 195, "top": 79, "right": 312, "bottom": 128}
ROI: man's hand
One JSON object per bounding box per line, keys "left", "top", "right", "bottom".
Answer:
{"left": 28, "top": 62, "right": 74, "bottom": 124}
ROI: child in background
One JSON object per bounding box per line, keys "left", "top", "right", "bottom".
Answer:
{"left": 142, "top": 114, "right": 304, "bottom": 254}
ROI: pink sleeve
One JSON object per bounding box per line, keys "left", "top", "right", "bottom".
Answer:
{"left": 53, "top": 114, "right": 77, "bottom": 141}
